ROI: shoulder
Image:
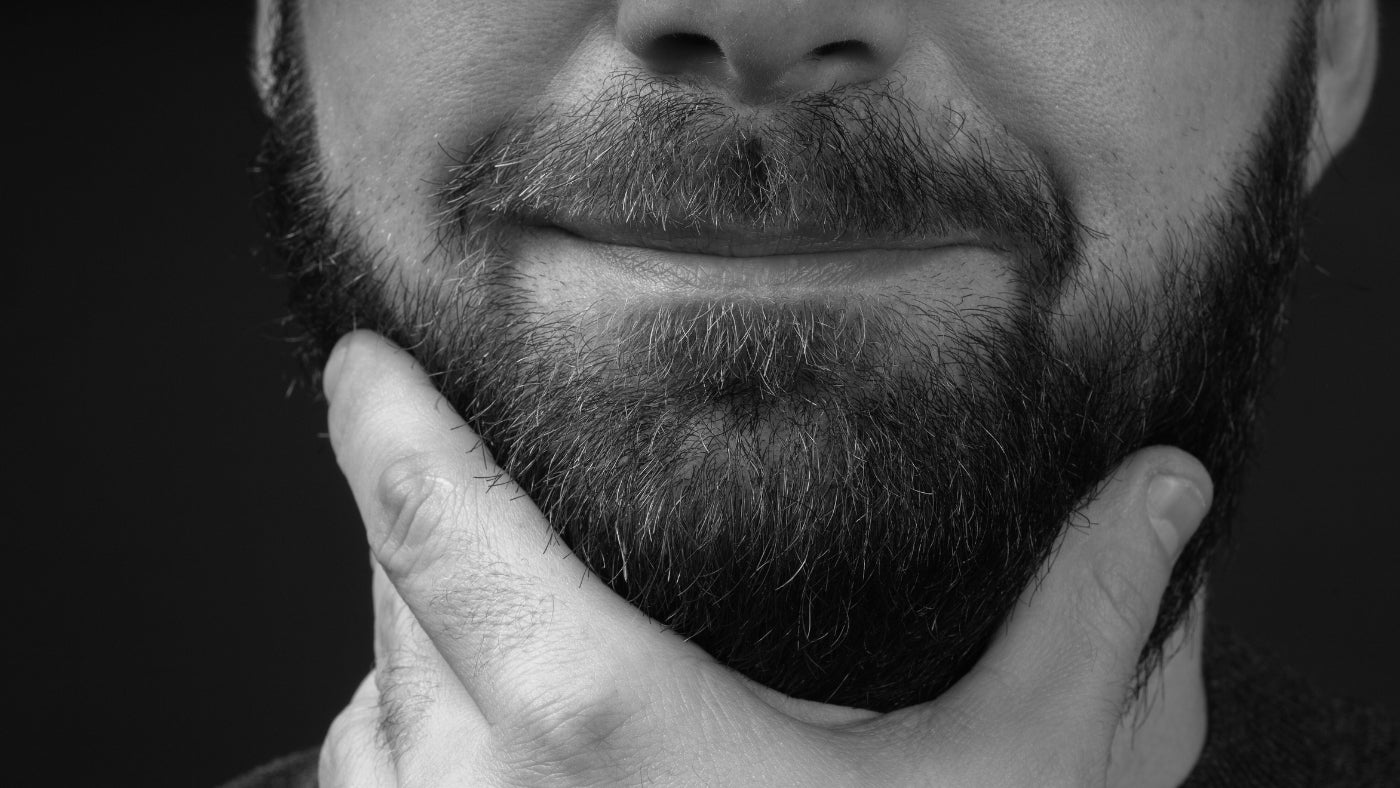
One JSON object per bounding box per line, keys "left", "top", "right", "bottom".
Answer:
{"left": 218, "top": 748, "right": 319, "bottom": 788}
{"left": 1184, "top": 623, "right": 1399, "bottom": 787}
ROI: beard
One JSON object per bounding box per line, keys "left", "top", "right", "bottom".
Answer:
{"left": 258, "top": 3, "right": 1316, "bottom": 712}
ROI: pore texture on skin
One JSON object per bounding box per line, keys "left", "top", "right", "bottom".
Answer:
{"left": 260, "top": 3, "right": 1316, "bottom": 712}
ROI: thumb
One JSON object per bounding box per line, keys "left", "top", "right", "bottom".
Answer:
{"left": 956, "top": 446, "right": 1212, "bottom": 739}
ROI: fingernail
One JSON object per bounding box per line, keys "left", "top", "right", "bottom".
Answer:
{"left": 1146, "top": 475, "right": 1209, "bottom": 558}
{"left": 323, "top": 335, "right": 353, "bottom": 400}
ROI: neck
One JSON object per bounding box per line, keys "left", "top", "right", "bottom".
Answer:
{"left": 1105, "top": 594, "right": 1209, "bottom": 787}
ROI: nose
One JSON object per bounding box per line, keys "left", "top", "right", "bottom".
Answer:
{"left": 616, "top": 0, "right": 907, "bottom": 104}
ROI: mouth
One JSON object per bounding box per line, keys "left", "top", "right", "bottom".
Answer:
{"left": 530, "top": 213, "right": 1001, "bottom": 259}
{"left": 516, "top": 222, "right": 1011, "bottom": 297}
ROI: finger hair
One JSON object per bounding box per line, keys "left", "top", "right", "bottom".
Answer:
{"left": 375, "top": 644, "right": 441, "bottom": 767}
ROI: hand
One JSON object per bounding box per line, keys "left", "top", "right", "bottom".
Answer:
{"left": 318, "top": 330, "right": 1213, "bottom": 787}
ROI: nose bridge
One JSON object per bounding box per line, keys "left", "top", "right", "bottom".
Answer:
{"left": 617, "top": 0, "right": 908, "bottom": 103}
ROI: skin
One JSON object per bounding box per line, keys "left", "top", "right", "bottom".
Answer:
{"left": 320, "top": 330, "right": 1213, "bottom": 786}
{"left": 273, "top": 1, "right": 1319, "bottom": 319}
{"left": 254, "top": 0, "right": 1379, "bottom": 784}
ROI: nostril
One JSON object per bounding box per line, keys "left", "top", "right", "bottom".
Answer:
{"left": 809, "top": 40, "right": 872, "bottom": 60}
{"left": 644, "top": 32, "right": 726, "bottom": 73}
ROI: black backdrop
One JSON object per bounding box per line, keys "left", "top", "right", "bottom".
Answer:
{"left": 13, "top": 5, "right": 1398, "bottom": 786}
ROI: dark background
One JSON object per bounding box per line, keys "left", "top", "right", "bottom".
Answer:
{"left": 13, "top": 5, "right": 1397, "bottom": 786}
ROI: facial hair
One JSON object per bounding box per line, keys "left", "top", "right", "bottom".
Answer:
{"left": 257, "top": 2, "right": 1316, "bottom": 712}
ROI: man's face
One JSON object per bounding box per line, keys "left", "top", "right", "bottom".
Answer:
{"left": 262, "top": 1, "right": 1319, "bottom": 710}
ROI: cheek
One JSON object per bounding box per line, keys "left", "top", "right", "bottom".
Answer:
{"left": 297, "top": 0, "right": 1300, "bottom": 311}
{"left": 301, "top": 0, "right": 615, "bottom": 270}
{"left": 926, "top": 1, "right": 1296, "bottom": 306}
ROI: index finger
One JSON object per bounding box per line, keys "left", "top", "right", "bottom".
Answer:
{"left": 323, "top": 330, "right": 695, "bottom": 726}
{"left": 951, "top": 446, "right": 1211, "bottom": 744}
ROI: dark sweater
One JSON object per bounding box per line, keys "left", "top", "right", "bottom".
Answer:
{"left": 1180, "top": 627, "right": 1398, "bottom": 786}
{"left": 223, "top": 628, "right": 1399, "bottom": 787}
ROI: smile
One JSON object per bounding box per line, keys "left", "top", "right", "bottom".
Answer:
{"left": 523, "top": 224, "right": 1004, "bottom": 295}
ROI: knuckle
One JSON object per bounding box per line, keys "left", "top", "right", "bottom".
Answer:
{"left": 323, "top": 711, "right": 357, "bottom": 761}
{"left": 321, "top": 704, "right": 377, "bottom": 783}
{"left": 375, "top": 658, "right": 437, "bottom": 763}
{"left": 493, "top": 682, "right": 647, "bottom": 786}
{"left": 372, "top": 454, "right": 461, "bottom": 574}
{"left": 316, "top": 743, "right": 340, "bottom": 787}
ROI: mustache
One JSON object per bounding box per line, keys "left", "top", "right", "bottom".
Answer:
{"left": 434, "top": 71, "right": 1082, "bottom": 289}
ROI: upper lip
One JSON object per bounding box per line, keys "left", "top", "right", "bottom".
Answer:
{"left": 534, "top": 214, "right": 991, "bottom": 258}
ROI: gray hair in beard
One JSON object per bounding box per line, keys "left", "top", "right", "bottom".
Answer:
{"left": 260, "top": 0, "right": 1316, "bottom": 711}
{"left": 435, "top": 71, "right": 1080, "bottom": 296}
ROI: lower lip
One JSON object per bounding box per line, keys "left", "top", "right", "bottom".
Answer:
{"left": 519, "top": 226, "right": 1005, "bottom": 299}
